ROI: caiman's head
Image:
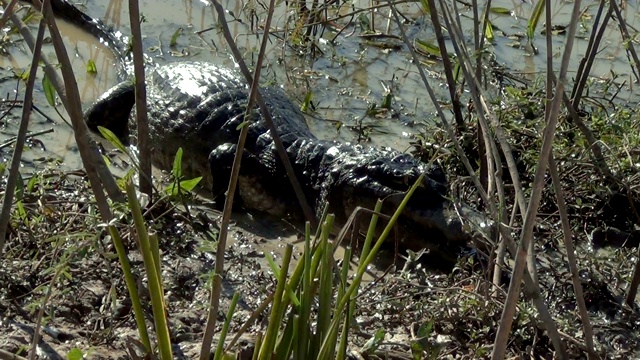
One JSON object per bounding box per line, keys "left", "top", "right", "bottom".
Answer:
{"left": 317, "top": 144, "right": 485, "bottom": 269}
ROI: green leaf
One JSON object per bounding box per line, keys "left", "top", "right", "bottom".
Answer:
{"left": 236, "top": 120, "right": 248, "bottom": 130}
{"left": 62, "top": 269, "right": 72, "bottom": 281}
{"left": 453, "top": 59, "right": 461, "bottom": 83}
{"left": 102, "top": 154, "right": 112, "bottom": 167}
{"left": 86, "top": 59, "right": 97, "bottom": 74}
{"left": 221, "top": 353, "right": 236, "bottom": 360}
{"left": 527, "top": 0, "right": 545, "bottom": 41}
{"left": 66, "top": 348, "right": 84, "bottom": 360}
{"left": 172, "top": 147, "right": 183, "bottom": 180}
{"left": 170, "top": 27, "right": 184, "bottom": 47}
{"left": 362, "top": 328, "right": 385, "bottom": 354}
{"left": 97, "top": 126, "right": 128, "bottom": 154}
{"left": 42, "top": 74, "right": 56, "bottom": 106}
{"left": 178, "top": 177, "right": 202, "bottom": 192}
{"left": 381, "top": 92, "right": 392, "bottom": 110}
{"left": 26, "top": 175, "right": 38, "bottom": 193}
{"left": 265, "top": 251, "right": 278, "bottom": 275}
{"left": 490, "top": 7, "right": 512, "bottom": 15}
{"left": 366, "top": 103, "right": 379, "bottom": 116}
{"left": 357, "top": 14, "right": 371, "bottom": 32}
{"left": 418, "top": 321, "right": 434, "bottom": 338}
{"left": 300, "top": 91, "right": 312, "bottom": 112}
{"left": 117, "top": 168, "right": 137, "bottom": 191}
{"left": 21, "top": 8, "right": 38, "bottom": 24}
{"left": 16, "top": 200, "right": 27, "bottom": 223}
{"left": 17, "top": 70, "right": 29, "bottom": 82}
{"left": 419, "top": 0, "right": 430, "bottom": 14}
{"left": 484, "top": 20, "right": 495, "bottom": 42}
{"left": 166, "top": 177, "right": 202, "bottom": 196}
{"left": 15, "top": 171, "right": 24, "bottom": 201}
{"left": 415, "top": 39, "right": 442, "bottom": 57}
{"left": 411, "top": 341, "right": 424, "bottom": 360}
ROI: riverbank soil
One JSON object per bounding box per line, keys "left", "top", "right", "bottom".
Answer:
{"left": 2, "top": 126, "right": 640, "bottom": 359}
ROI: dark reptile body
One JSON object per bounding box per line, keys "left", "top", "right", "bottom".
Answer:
{"left": 48, "top": 0, "right": 475, "bottom": 266}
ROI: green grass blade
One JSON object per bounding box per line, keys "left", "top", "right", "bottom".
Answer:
{"left": 527, "top": 0, "right": 545, "bottom": 41}
{"left": 252, "top": 333, "right": 263, "bottom": 360}
{"left": 318, "top": 175, "right": 426, "bottom": 359}
{"left": 485, "top": 20, "right": 495, "bottom": 43}
{"left": 329, "top": 246, "right": 352, "bottom": 360}
{"left": 419, "top": 0, "right": 430, "bottom": 14}
{"left": 42, "top": 74, "right": 56, "bottom": 106}
{"left": 490, "top": 7, "right": 512, "bottom": 15}
{"left": 415, "top": 39, "right": 442, "bottom": 57}
{"left": 316, "top": 215, "right": 334, "bottom": 356}
{"left": 172, "top": 147, "right": 183, "bottom": 180}
{"left": 98, "top": 126, "right": 129, "bottom": 154}
{"left": 126, "top": 180, "right": 173, "bottom": 360}
{"left": 150, "top": 231, "right": 160, "bottom": 277}
{"left": 361, "top": 200, "right": 382, "bottom": 262}
{"left": 296, "top": 223, "right": 313, "bottom": 360}
{"left": 273, "top": 314, "right": 296, "bottom": 360}
{"left": 265, "top": 253, "right": 300, "bottom": 308}
{"left": 337, "top": 246, "right": 352, "bottom": 304}
{"left": 107, "top": 225, "right": 151, "bottom": 354}
{"left": 336, "top": 298, "right": 352, "bottom": 360}
{"left": 214, "top": 292, "right": 240, "bottom": 360}
{"left": 258, "top": 244, "right": 293, "bottom": 360}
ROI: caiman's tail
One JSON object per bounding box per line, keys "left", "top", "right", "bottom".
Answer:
{"left": 25, "top": 0, "right": 130, "bottom": 79}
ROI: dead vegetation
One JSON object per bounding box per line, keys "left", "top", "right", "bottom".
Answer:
{"left": 1, "top": 0, "right": 640, "bottom": 359}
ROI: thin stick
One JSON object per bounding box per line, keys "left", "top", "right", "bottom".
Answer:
{"left": 610, "top": 0, "right": 640, "bottom": 84}
{"left": 38, "top": 0, "right": 115, "bottom": 223}
{"left": 199, "top": 0, "right": 279, "bottom": 358}
{"left": 209, "top": 3, "right": 317, "bottom": 228}
{"left": 128, "top": 0, "right": 152, "bottom": 197}
{"left": 571, "top": 2, "right": 612, "bottom": 108}
{"left": 0, "top": 0, "right": 46, "bottom": 256}
{"left": 0, "top": 348, "right": 28, "bottom": 360}
{"left": 548, "top": 152, "right": 596, "bottom": 358}
{"left": 8, "top": 0, "right": 124, "bottom": 204}
{"left": 0, "top": 0, "right": 19, "bottom": 30}
{"left": 491, "top": 0, "right": 582, "bottom": 354}
{"left": 425, "top": 0, "right": 465, "bottom": 130}
{"left": 436, "top": 3, "right": 565, "bottom": 354}
{"left": 0, "top": 128, "right": 54, "bottom": 150}
{"left": 384, "top": 0, "right": 490, "bottom": 209}
{"left": 29, "top": 260, "right": 68, "bottom": 360}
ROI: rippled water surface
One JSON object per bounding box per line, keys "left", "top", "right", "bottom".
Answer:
{"left": 1, "top": 0, "right": 638, "bottom": 171}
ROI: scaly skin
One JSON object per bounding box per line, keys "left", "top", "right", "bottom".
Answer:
{"left": 48, "top": 0, "right": 481, "bottom": 268}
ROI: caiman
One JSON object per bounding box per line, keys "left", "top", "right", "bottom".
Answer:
{"left": 44, "top": 0, "right": 485, "bottom": 268}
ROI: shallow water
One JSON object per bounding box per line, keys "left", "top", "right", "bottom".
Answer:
{"left": 1, "top": 0, "right": 638, "bottom": 173}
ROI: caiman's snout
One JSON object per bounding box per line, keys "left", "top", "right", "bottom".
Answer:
{"left": 353, "top": 163, "right": 493, "bottom": 269}
{"left": 327, "top": 152, "right": 481, "bottom": 260}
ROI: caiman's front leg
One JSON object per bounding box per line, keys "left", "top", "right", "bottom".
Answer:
{"left": 208, "top": 143, "right": 299, "bottom": 216}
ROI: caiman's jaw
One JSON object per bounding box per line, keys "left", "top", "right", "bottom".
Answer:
{"left": 332, "top": 172, "right": 468, "bottom": 243}
{"left": 320, "top": 152, "right": 487, "bottom": 269}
